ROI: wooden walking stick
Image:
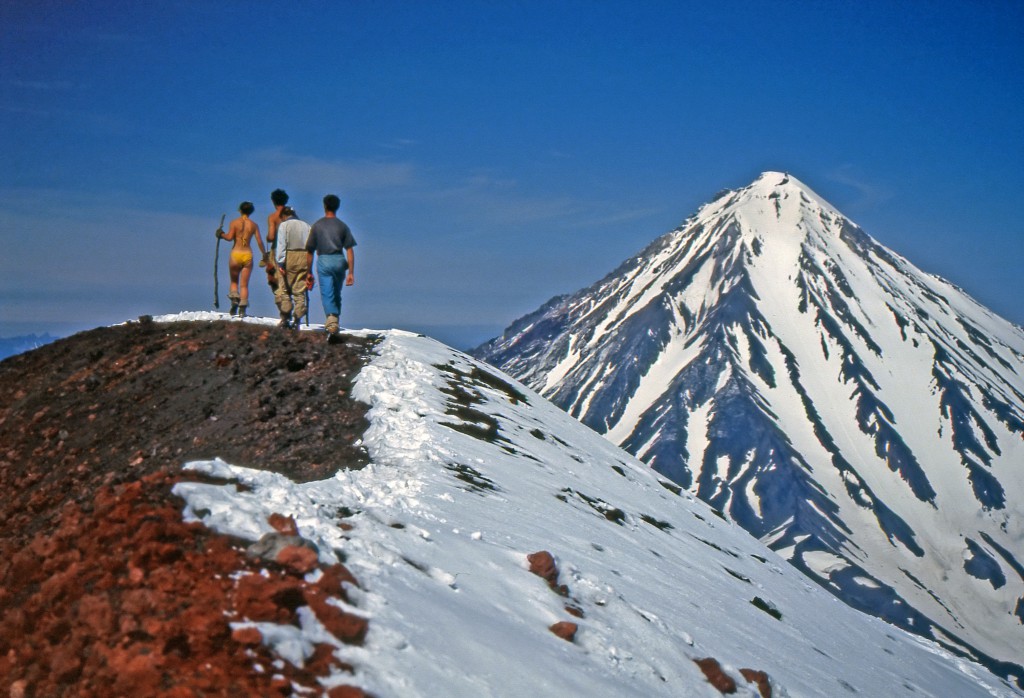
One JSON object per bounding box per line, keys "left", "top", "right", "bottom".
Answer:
{"left": 213, "top": 213, "right": 225, "bottom": 309}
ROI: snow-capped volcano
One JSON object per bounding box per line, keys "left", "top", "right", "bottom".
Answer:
{"left": 472, "top": 172, "right": 1024, "bottom": 684}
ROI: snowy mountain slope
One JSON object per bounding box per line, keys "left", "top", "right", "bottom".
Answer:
{"left": 471, "top": 173, "right": 1024, "bottom": 685}
{"left": 171, "top": 326, "right": 1020, "bottom": 696}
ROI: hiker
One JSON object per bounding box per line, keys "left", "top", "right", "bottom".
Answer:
{"left": 273, "top": 206, "right": 312, "bottom": 329}
{"left": 266, "top": 188, "right": 288, "bottom": 254}
{"left": 306, "top": 194, "right": 356, "bottom": 336}
{"left": 217, "top": 201, "right": 268, "bottom": 317}
{"left": 264, "top": 188, "right": 289, "bottom": 294}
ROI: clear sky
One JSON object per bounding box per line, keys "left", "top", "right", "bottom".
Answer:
{"left": 2, "top": 0, "right": 1021, "bottom": 349}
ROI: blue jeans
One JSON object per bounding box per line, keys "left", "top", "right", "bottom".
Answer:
{"left": 316, "top": 254, "right": 347, "bottom": 317}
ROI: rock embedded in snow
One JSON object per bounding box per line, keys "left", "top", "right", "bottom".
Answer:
{"left": 548, "top": 620, "right": 578, "bottom": 642}
{"left": 694, "top": 657, "right": 738, "bottom": 693}
{"left": 527, "top": 550, "right": 562, "bottom": 590}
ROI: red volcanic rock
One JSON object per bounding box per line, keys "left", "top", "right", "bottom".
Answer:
{"left": 305, "top": 587, "right": 370, "bottom": 645}
{"left": 231, "top": 626, "right": 263, "bottom": 646}
{"left": 740, "top": 668, "right": 773, "bottom": 698}
{"left": 277, "top": 543, "right": 320, "bottom": 574}
{"left": 233, "top": 570, "right": 306, "bottom": 624}
{"left": 77, "top": 593, "right": 115, "bottom": 636}
{"left": 306, "top": 642, "right": 350, "bottom": 676}
{"left": 695, "top": 657, "right": 737, "bottom": 694}
{"left": 549, "top": 621, "right": 578, "bottom": 642}
{"left": 527, "top": 550, "right": 559, "bottom": 587}
{"left": 0, "top": 468, "right": 367, "bottom": 697}
{"left": 318, "top": 562, "right": 361, "bottom": 598}
{"left": 268, "top": 512, "right": 300, "bottom": 535}
{"left": 529, "top": 550, "right": 571, "bottom": 594}
{"left": 327, "top": 686, "right": 369, "bottom": 698}
{"left": 270, "top": 675, "right": 293, "bottom": 692}
{"left": 49, "top": 642, "right": 84, "bottom": 684}
{"left": 106, "top": 646, "right": 166, "bottom": 696}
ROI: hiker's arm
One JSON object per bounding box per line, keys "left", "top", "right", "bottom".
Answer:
{"left": 267, "top": 215, "right": 277, "bottom": 245}
{"left": 346, "top": 248, "right": 355, "bottom": 286}
{"left": 255, "top": 224, "right": 267, "bottom": 256}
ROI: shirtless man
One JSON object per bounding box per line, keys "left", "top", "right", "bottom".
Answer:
{"left": 264, "top": 188, "right": 289, "bottom": 299}
{"left": 266, "top": 189, "right": 289, "bottom": 254}
{"left": 218, "top": 201, "right": 267, "bottom": 317}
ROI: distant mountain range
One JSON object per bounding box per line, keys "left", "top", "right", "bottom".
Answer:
{"left": 473, "top": 172, "right": 1024, "bottom": 685}
{"left": 0, "top": 333, "right": 59, "bottom": 361}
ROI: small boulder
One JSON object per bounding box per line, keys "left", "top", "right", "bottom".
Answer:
{"left": 276, "top": 545, "right": 319, "bottom": 574}
{"left": 548, "top": 621, "right": 578, "bottom": 642}
{"left": 267, "top": 512, "right": 299, "bottom": 536}
{"left": 327, "top": 686, "right": 368, "bottom": 698}
{"left": 231, "top": 626, "right": 263, "bottom": 646}
{"left": 740, "top": 668, "right": 772, "bottom": 698}
{"left": 527, "top": 550, "right": 559, "bottom": 587}
{"left": 694, "top": 657, "right": 736, "bottom": 694}
{"left": 247, "top": 532, "right": 318, "bottom": 570}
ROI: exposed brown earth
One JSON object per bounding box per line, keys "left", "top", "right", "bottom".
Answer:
{"left": 0, "top": 319, "right": 378, "bottom": 697}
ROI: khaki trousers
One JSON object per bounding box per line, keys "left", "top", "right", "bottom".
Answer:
{"left": 273, "top": 250, "right": 309, "bottom": 319}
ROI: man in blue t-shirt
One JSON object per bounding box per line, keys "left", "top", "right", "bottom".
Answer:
{"left": 306, "top": 194, "right": 357, "bottom": 336}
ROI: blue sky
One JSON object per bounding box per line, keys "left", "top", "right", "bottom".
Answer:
{"left": 2, "top": 0, "right": 1021, "bottom": 349}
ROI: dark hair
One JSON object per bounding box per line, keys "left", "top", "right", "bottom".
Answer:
{"left": 281, "top": 206, "right": 296, "bottom": 218}
{"left": 323, "top": 194, "right": 340, "bottom": 213}
{"left": 239, "top": 201, "right": 255, "bottom": 215}
{"left": 271, "top": 189, "right": 289, "bottom": 206}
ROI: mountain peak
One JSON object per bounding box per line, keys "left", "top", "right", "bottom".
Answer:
{"left": 683, "top": 170, "right": 847, "bottom": 250}
{"left": 473, "top": 173, "right": 1024, "bottom": 688}
{"left": 748, "top": 171, "right": 815, "bottom": 195}
{"left": 753, "top": 170, "right": 792, "bottom": 185}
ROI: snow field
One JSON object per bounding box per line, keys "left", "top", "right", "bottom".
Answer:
{"left": 171, "top": 326, "right": 1018, "bottom": 697}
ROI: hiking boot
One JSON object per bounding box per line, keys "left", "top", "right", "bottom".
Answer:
{"left": 278, "top": 313, "right": 292, "bottom": 328}
{"left": 228, "top": 293, "right": 240, "bottom": 317}
{"left": 237, "top": 303, "right": 247, "bottom": 318}
{"left": 325, "top": 314, "right": 339, "bottom": 334}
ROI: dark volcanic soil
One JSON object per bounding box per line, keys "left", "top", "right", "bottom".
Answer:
{"left": 0, "top": 318, "right": 380, "bottom": 697}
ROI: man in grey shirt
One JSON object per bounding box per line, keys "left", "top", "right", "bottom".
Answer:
{"left": 306, "top": 194, "right": 357, "bottom": 336}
